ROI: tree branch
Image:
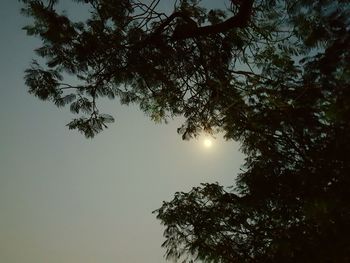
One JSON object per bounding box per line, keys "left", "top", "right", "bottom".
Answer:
{"left": 149, "top": 0, "right": 253, "bottom": 41}
{"left": 173, "top": 0, "right": 253, "bottom": 39}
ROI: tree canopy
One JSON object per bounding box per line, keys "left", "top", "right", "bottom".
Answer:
{"left": 21, "top": 0, "right": 350, "bottom": 262}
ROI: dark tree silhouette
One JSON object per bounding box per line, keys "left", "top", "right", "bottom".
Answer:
{"left": 21, "top": 0, "right": 350, "bottom": 262}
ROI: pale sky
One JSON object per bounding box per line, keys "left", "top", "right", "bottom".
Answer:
{"left": 0, "top": 1, "right": 244, "bottom": 262}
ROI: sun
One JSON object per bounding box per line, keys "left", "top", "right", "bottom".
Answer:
{"left": 203, "top": 138, "right": 213, "bottom": 148}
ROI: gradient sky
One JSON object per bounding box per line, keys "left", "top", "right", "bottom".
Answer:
{"left": 0, "top": 1, "right": 245, "bottom": 262}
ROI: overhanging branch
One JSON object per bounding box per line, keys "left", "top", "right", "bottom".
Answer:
{"left": 148, "top": 0, "right": 253, "bottom": 41}
{"left": 173, "top": 0, "right": 254, "bottom": 39}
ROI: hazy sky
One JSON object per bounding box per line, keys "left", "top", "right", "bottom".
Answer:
{"left": 0, "top": 1, "right": 244, "bottom": 262}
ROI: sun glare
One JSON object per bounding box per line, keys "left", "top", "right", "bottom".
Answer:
{"left": 204, "top": 138, "right": 213, "bottom": 148}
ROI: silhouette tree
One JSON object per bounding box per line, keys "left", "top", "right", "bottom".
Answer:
{"left": 21, "top": 0, "right": 350, "bottom": 262}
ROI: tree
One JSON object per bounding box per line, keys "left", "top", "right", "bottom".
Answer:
{"left": 21, "top": 0, "right": 350, "bottom": 262}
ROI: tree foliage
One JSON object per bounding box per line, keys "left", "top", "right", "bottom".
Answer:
{"left": 21, "top": 0, "right": 350, "bottom": 262}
